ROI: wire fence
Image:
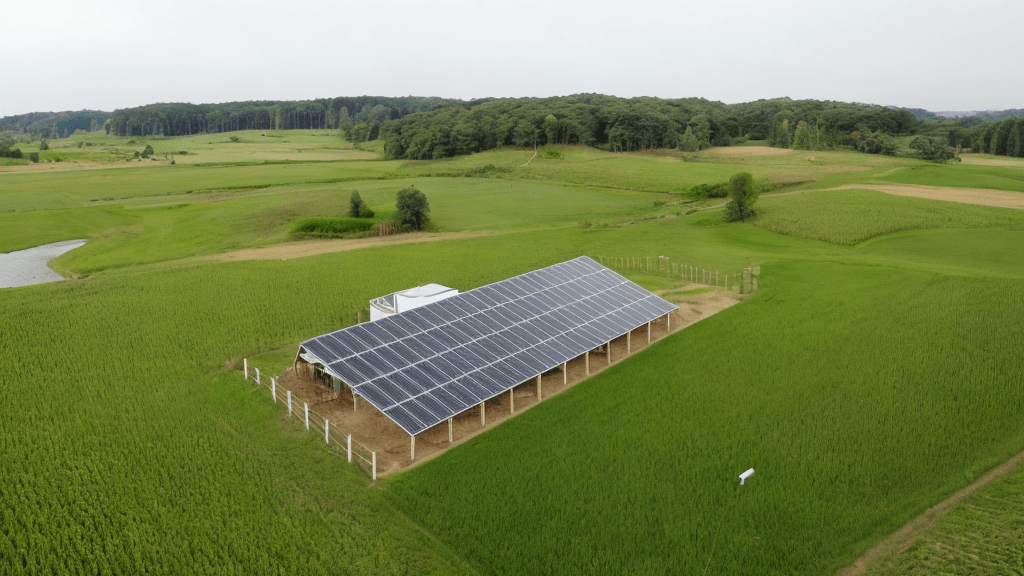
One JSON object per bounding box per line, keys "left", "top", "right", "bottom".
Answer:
{"left": 242, "top": 359, "right": 377, "bottom": 480}
{"left": 595, "top": 254, "right": 761, "bottom": 293}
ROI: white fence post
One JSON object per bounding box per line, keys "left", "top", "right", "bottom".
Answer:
{"left": 347, "top": 435, "right": 352, "bottom": 462}
{"left": 243, "top": 358, "right": 248, "bottom": 380}
{"left": 372, "top": 452, "right": 377, "bottom": 481}
{"left": 271, "top": 378, "right": 276, "bottom": 403}
{"left": 287, "top": 390, "right": 292, "bottom": 417}
{"left": 304, "top": 403, "right": 309, "bottom": 430}
{"left": 325, "top": 419, "right": 329, "bottom": 443}
{"left": 255, "top": 367, "right": 260, "bottom": 386}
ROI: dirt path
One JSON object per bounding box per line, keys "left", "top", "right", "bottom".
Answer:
{"left": 837, "top": 449, "right": 1024, "bottom": 575}
{"left": 277, "top": 286, "right": 740, "bottom": 477}
{"left": 825, "top": 183, "right": 1024, "bottom": 210}
{"left": 213, "top": 231, "right": 494, "bottom": 261}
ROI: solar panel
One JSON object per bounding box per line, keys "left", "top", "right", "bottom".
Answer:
{"left": 299, "top": 256, "right": 678, "bottom": 436}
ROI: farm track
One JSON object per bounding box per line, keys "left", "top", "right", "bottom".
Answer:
{"left": 212, "top": 231, "right": 497, "bottom": 261}
{"left": 837, "top": 449, "right": 1024, "bottom": 575}
{"left": 802, "top": 183, "right": 1024, "bottom": 210}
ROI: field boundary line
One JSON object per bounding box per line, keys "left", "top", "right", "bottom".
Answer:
{"left": 837, "top": 449, "right": 1024, "bottom": 575}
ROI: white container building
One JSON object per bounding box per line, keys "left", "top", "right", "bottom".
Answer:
{"left": 369, "top": 283, "right": 459, "bottom": 321}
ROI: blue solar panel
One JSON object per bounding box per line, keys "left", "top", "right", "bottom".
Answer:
{"left": 299, "top": 256, "right": 677, "bottom": 435}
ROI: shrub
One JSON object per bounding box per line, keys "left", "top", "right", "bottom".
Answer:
{"left": 539, "top": 146, "right": 563, "bottom": 159}
{"left": 690, "top": 182, "right": 729, "bottom": 198}
{"left": 290, "top": 217, "right": 375, "bottom": 238}
{"left": 28, "top": 152, "right": 39, "bottom": 163}
{"left": 229, "top": 136, "right": 241, "bottom": 143}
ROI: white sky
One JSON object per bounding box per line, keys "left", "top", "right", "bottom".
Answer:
{"left": 2, "top": 0, "right": 1021, "bottom": 117}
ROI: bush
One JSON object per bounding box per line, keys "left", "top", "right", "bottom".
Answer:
{"left": 290, "top": 217, "right": 375, "bottom": 238}
{"left": 539, "top": 146, "right": 563, "bottom": 159}
{"left": 28, "top": 152, "right": 39, "bottom": 163}
{"left": 141, "top": 144, "right": 154, "bottom": 159}
{"left": 690, "top": 182, "right": 729, "bottom": 198}
{"left": 229, "top": 136, "right": 241, "bottom": 143}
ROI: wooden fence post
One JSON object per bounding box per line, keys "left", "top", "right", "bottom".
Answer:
{"left": 325, "top": 419, "right": 329, "bottom": 443}
{"left": 347, "top": 434, "right": 352, "bottom": 462}
{"left": 255, "top": 367, "right": 260, "bottom": 386}
{"left": 243, "top": 358, "right": 248, "bottom": 380}
{"left": 287, "top": 390, "right": 292, "bottom": 417}
{"left": 562, "top": 362, "right": 567, "bottom": 385}
{"left": 271, "top": 377, "right": 275, "bottom": 403}
{"left": 304, "top": 403, "right": 309, "bottom": 430}
{"left": 536, "top": 375, "right": 542, "bottom": 400}
{"left": 372, "top": 452, "right": 377, "bottom": 481}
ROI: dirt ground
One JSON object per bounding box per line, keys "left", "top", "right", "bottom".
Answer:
{"left": 702, "top": 146, "right": 795, "bottom": 157}
{"left": 821, "top": 183, "right": 1024, "bottom": 210}
{"left": 277, "top": 285, "right": 739, "bottom": 477}
{"left": 837, "top": 449, "right": 1024, "bottom": 575}
{"left": 214, "top": 231, "right": 494, "bottom": 262}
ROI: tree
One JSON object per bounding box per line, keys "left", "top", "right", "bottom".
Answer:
{"left": 677, "top": 126, "right": 701, "bottom": 152}
{"left": 723, "top": 172, "right": 758, "bottom": 222}
{"left": 348, "top": 191, "right": 365, "bottom": 217}
{"left": 396, "top": 186, "right": 430, "bottom": 230}
{"left": 687, "top": 114, "right": 712, "bottom": 150}
{"left": 909, "top": 136, "right": 959, "bottom": 163}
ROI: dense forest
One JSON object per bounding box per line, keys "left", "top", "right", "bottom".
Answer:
{"left": 0, "top": 110, "right": 109, "bottom": 139}
{"left": 102, "top": 97, "right": 459, "bottom": 139}
{"left": 3, "top": 95, "right": 1022, "bottom": 160}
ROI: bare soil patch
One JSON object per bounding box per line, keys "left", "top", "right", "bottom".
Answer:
{"left": 837, "top": 449, "right": 1024, "bottom": 575}
{"left": 275, "top": 286, "right": 740, "bottom": 477}
{"left": 829, "top": 183, "right": 1024, "bottom": 210}
{"left": 703, "top": 146, "right": 794, "bottom": 157}
{"left": 213, "top": 232, "right": 493, "bottom": 262}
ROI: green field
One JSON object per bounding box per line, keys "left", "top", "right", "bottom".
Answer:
{"left": 2, "top": 133, "right": 1023, "bottom": 575}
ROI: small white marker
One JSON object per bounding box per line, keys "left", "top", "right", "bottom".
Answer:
{"left": 739, "top": 468, "right": 755, "bottom": 485}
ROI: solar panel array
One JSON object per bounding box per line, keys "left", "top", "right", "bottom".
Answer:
{"left": 299, "top": 256, "right": 677, "bottom": 436}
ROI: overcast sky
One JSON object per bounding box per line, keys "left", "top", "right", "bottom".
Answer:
{"left": 2, "top": 0, "right": 1021, "bottom": 118}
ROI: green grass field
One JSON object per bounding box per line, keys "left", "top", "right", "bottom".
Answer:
{"left": 2, "top": 132, "right": 1023, "bottom": 575}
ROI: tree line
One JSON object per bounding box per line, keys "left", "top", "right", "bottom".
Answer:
{"left": 102, "top": 97, "right": 459, "bottom": 138}
{"left": 5, "top": 95, "right": 1022, "bottom": 161}
{"left": 0, "top": 110, "right": 110, "bottom": 139}
{"left": 381, "top": 95, "right": 923, "bottom": 159}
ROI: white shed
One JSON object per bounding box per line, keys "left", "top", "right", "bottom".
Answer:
{"left": 369, "top": 283, "right": 459, "bottom": 321}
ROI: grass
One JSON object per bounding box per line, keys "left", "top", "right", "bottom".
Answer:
{"left": 2, "top": 128, "right": 1024, "bottom": 575}
{"left": 753, "top": 188, "right": 1024, "bottom": 245}
{"left": 879, "top": 162, "right": 1024, "bottom": 193}
{"left": 863, "top": 459, "right": 1024, "bottom": 575}
{"left": 384, "top": 261, "right": 1024, "bottom": 576}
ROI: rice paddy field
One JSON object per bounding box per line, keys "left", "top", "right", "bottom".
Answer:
{"left": 2, "top": 133, "right": 1023, "bottom": 575}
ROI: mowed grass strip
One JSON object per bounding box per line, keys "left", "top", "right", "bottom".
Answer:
{"left": 753, "top": 188, "right": 1024, "bottom": 245}
{"left": 384, "top": 261, "right": 1024, "bottom": 576}
{"left": 862, "top": 459, "right": 1024, "bottom": 575}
